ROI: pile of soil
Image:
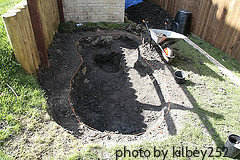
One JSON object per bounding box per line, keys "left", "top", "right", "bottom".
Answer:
{"left": 126, "top": 1, "right": 173, "bottom": 29}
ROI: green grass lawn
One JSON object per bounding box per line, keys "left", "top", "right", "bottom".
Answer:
{"left": 0, "top": 0, "right": 47, "bottom": 158}
{"left": 1, "top": 1, "right": 240, "bottom": 159}
{"left": 189, "top": 35, "right": 240, "bottom": 79}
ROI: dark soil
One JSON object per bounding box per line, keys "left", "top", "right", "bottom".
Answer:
{"left": 93, "top": 51, "right": 122, "bottom": 73}
{"left": 126, "top": 1, "right": 174, "bottom": 29}
{"left": 71, "top": 35, "right": 148, "bottom": 134}
{"left": 39, "top": 3, "right": 191, "bottom": 144}
{"left": 39, "top": 28, "right": 192, "bottom": 144}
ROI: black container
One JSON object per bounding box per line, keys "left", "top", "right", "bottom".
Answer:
{"left": 224, "top": 134, "right": 240, "bottom": 159}
{"left": 174, "top": 71, "right": 186, "bottom": 84}
{"left": 177, "top": 21, "right": 191, "bottom": 29}
{"left": 172, "top": 22, "right": 190, "bottom": 35}
{"left": 172, "top": 10, "right": 192, "bottom": 35}
{"left": 172, "top": 21, "right": 180, "bottom": 32}
{"left": 175, "top": 10, "right": 192, "bottom": 23}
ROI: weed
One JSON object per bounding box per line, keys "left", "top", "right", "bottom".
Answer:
{"left": 58, "top": 21, "right": 78, "bottom": 33}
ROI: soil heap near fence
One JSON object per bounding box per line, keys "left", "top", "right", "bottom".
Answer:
{"left": 126, "top": 1, "right": 173, "bottom": 29}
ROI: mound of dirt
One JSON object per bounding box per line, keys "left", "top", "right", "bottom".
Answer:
{"left": 126, "top": 1, "right": 173, "bottom": 29}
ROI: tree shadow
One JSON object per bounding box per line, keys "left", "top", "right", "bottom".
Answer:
{"left": 134, "top": 44, "right": 225, "bottom": 146}
{"left": 71, "top": 35, "right": 185, "bottom": 134}
{"left": 171, "top": 50, "right": 225, "bottom": 82}
{"left": 171, "top": 83, "right": 225, "bottom": 147}
{"left": 42, "top": 33, "right": 170, "bottom": 135}
{"left": 40, "top": 30, "right": 225, "bottom": 145}
{"left": 137, "top": 34, "right": 225, "bottom": 82}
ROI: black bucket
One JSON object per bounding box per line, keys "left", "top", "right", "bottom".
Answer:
{"left": 224, "top": 134, "right": 240, "bottom": 159}
{"left": 172, "top": 10, "right": 192, "bottom": 35}
{"left": 174, "top": 71, "right": 186, "bottom": 84}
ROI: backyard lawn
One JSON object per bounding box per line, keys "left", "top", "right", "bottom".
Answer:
{"left": 1, "top": 1, "right": 240, "bottom": 159}
{"left": 0, "top": 0, "right": 47, "bottom": 158}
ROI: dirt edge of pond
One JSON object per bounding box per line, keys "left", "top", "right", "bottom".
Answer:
{"left": 38, "top": 29, "right": 193, "bottom": 144}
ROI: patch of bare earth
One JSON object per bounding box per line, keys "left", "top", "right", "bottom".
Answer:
{"left": 4, "top": 30, "right": 196, "bottom": 159}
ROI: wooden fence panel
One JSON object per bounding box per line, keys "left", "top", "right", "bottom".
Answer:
{"left": 3, "top": 2, "right": 40, "bottom": 74}
{"left": 224, "top": 1, "right": 240, "bottom": 58}
{"left": 37, "top": 0, "right": 60, "bottom": 48}
{"left": 19, "top": 4, "right": 40, "bottom": 71}
{"left": 2, "top": 0, "right": 61, "bottom": 74}
{"left": 148, "top": 0, "right": 240, "bottom": 61}
{"left": 220, "top": 0, "right": 238, "bottom": 54}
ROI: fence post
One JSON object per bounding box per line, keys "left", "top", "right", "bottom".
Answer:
{"left": 27, "top": 0, "right": 49, "bottom": 68}
{"left": 57, "top": 0, "right": 65, "bottom": 23}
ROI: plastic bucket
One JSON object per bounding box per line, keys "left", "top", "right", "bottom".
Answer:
{"left": 174, "top": 71, "right": 186, "bottom": 84}
{"left": 224, "top": 134, "right": 240, "bottom": 158}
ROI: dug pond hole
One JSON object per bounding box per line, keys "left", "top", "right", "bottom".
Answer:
{"left": 70, "top": 34, "right": 165, "bottom": 134}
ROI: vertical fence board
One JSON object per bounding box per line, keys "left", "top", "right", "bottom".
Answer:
{"left": 27, "top": 0, "right": 49, "bottom": 68}
{"left": 194, "top": 0, "right": 205, "bottom": 36}
{"left": 3, "top": 0, "right": 61, "bottom": 74}
{"left": 202, "top": 2, "right": 215, "bottom": 41}
{"left": 18, "top": 5, "right": 38, "bottom": 72}
{"left": 173, "top": 0, "right": 178, "bottom": 16}
{"left": 223, "top": 2, "right": 240, "bottom": 56}
{"left": 161, "top": 0, "right": 164, "bottom": 8}
{"left": 220, "top": 1, "right": 237, "bottom": 53}
{"left": 236, "top": 44, "right": 240, "bottom": 60}
{"left": 170, "top": 0, "right": 174, "bottom": 16}
{"left": 191, "top": 0, "right": 200, "bottom": 32}
{"left": 37, "top": 0, "right": 60, "bottom": 48}
{"left": 214, "top": 0, "right": 228, "bottom": 50}
{"left": 198, "top": 0, "right": 212, "bottom": 38}
{"left": 211, "top": 0, "right": 226, "bottom": 47}
{"left": 3, "top": 11, "right": 33, "bottom": 74}
{"left": 229, "top": 24, "right": 240, "bottom": 58}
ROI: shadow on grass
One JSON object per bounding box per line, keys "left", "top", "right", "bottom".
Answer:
{"left": 189, "top": 35, "right": 240, "bottom": 79}
{"left": 171, "top": 46, "right": 225, "bottom": 82}
{"left": 174, "top": 83, "right": 225, "bottom": 147}
{"left": 40, "top": 30, "right": 225, "bottom": 146}
{"left": 168, "top": 58, "right": 226, "bottom": 147}
{"left": 135, "top": 44, "right": 225, "bottom": 146}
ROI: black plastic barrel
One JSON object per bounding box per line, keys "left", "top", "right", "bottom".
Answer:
{"left": 172, "top": 10, "right": 192, "bottom": 35}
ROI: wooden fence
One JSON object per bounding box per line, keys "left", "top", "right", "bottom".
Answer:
{"left": 148, "top": 0, "right": 240, "bottom": 61}
{"left": 2, "top": 0, "right": 62, "bottom": 75}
